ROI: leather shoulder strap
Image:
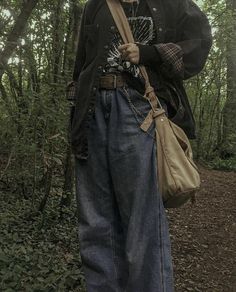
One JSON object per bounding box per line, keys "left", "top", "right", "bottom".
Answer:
{"left": 106, "top": 0, "right": 134, "bottom": 44}
{"left": 106, "top": 0, "right": 161, "bottom": 109}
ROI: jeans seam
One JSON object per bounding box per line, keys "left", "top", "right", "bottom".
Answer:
{"left": 155, "top": 144, "right": 166, "bottom": 292}
{"left": 159, "top": 198, "right": 166, "bottom": 292}
{"left": 110, "top": 223, "right": 120, "bottom": 292}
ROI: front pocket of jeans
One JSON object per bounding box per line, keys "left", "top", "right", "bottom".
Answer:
{"left": 122, "top": 87, "right": 155, "bottom": 138}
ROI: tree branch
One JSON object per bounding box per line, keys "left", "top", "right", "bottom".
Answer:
{"left": 0, "top": 0, "right": 40, "bottom": 79}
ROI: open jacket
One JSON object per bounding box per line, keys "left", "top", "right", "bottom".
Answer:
{"left": 68, "top": 0, "right": 212, "bottom": 159}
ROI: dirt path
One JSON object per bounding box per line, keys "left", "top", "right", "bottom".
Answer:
{"left": 168, "top": 166, "right": 236, "bottom": 292}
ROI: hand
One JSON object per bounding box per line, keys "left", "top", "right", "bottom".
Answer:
{"left": 118, "top": 43, "right": 140, "bottom": 64}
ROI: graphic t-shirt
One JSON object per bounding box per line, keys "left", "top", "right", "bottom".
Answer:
{"left": 102, "top": 0, "right": 157, "bottom": 86}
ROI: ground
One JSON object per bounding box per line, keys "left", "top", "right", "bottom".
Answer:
{"left": 0, "top": 165, "right": 235, "bottom": 291}
{"left": 168, "top": 166, "right": 236, "bottom": 292}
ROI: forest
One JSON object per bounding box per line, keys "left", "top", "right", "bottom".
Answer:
{"left": 0, "top": 0, "right": 235, "bottom": 291}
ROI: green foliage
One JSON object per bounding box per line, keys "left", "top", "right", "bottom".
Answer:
{"left": 186, "top": 0, "right": 236, "bottom": 164}
{"left": 0, "top": 2, "right": 84, "bottom": 287}
{"left": 0, "top": 194, "right": 86, "bottom": 292}
{"left": 0, "top": 0, "right": 79, "bottom": 196}
{"left": 186, "top": 1, "right": 226, "bottom": 159}
{"left": 209, "top": 157, "right": 236, "bottom": 171}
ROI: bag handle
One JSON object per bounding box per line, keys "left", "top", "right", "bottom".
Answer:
{"left": 106, "top": 0, "right": 162, "bottom": 110}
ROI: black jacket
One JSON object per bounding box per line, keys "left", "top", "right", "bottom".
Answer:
{"left": 69, "top": 0, "right": 212, "bottom": 159}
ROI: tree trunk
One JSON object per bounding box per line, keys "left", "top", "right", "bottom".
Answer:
{"left": 0, "top": 0, "right": 40, "bottom": 79}
{"left": 52, "top": 0, "right": 65, "bottom": 84}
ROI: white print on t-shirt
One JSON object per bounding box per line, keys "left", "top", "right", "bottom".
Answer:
{"left": 103, "top": 16, "right": 156, "bottom": 79}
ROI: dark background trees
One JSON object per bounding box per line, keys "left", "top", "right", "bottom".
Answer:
{"left": 0, "top": 0, "right": 85, "bottom": 208}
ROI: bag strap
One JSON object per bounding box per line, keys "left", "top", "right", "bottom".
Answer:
{"left": 106, "top": 0, "right": 162, "bottom": 110}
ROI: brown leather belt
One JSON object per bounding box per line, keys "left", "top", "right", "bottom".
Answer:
{"left": 99, "top": 73, "right": 127, "bottom": 89}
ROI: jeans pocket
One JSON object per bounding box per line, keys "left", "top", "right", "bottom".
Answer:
{"left": 122, "top": 86, "right": 155, "bottom": 139}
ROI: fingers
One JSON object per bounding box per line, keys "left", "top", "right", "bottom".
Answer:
{"left": 118, "top": 43, "right": 130, "bottom": 52}
{"left": 118, "top": 43, "right": 140, "bottom": 64}
{"left": 118, "top": 43, "right": 136, "bottom": 54}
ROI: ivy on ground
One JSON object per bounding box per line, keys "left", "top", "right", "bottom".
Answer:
{"left": 0, "top": 193, "right": 86, "bottom": 292}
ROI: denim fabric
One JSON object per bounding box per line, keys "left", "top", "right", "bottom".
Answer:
{"left": 74, "top": 86, "right": 174, "bottom": 292}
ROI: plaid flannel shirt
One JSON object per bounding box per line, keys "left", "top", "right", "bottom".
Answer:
{"left": 155, "top": 43, "right": 184, "bottom": 79}
{"left": 66, "top": 80, "right": 78, "bottom": 102}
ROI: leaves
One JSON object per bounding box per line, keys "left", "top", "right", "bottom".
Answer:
{"left": 0, "top": 195, "right": 85, "bottom": 291}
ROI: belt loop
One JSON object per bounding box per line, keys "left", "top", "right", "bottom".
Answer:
{"left": 113, "top": 74, "right": 117, "bottom": 88}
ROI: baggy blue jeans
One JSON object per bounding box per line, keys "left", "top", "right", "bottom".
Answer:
{"left": 75, "top": 86, "right": 174, "bottom": 292}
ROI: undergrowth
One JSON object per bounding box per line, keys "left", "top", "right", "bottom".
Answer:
{"left": 0, "top": 193, "right": 86, "bottom": 292}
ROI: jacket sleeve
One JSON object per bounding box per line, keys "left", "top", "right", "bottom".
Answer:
{"left": 66, "top": 3, "right": 87, "bottom": 100}
{"left": 72, "top": 3, "right": 88, "bottom": 81}
{"left": 138, "top": 0, "right": 212, "bottom": 80}
{"left": 175, "top": 0, "right": 212, "bottom": 79}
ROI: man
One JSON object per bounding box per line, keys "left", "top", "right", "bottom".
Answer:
{"left": 67, "top": 0, "right": 212, "bottom": 291}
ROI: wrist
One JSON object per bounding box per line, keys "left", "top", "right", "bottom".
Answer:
{"left": 136, "top": 43, "right": 162, "bottom": 65}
